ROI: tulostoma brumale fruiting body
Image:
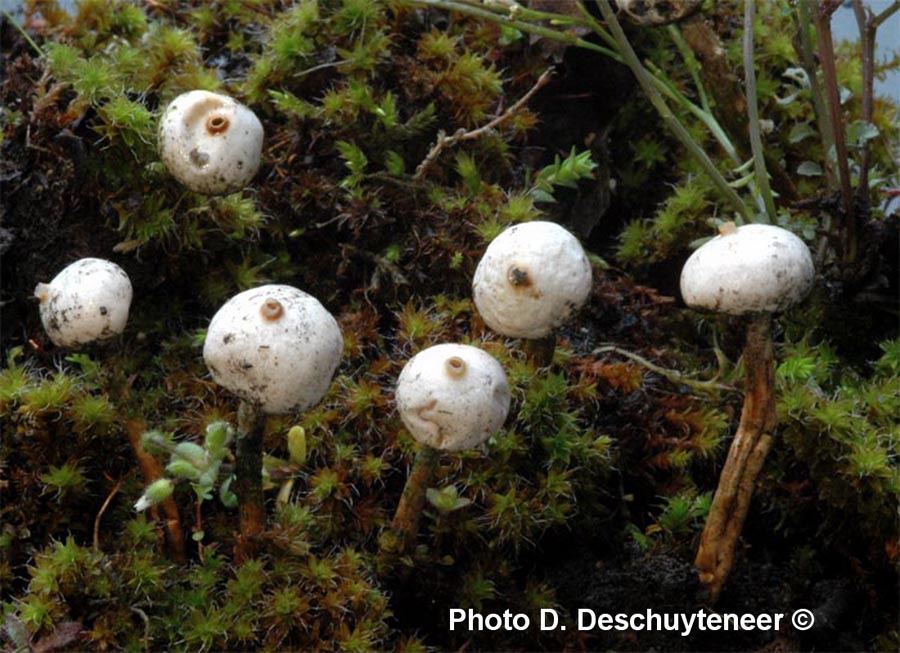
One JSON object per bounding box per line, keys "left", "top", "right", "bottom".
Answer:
{"left": 680, "top": 222, "right": 814, "bottom": 316}
{"left": 34, "top": 257, "right": 133, "bottom": 347}
{"left": 158, "top": 90, "right": 264, "bottom": 195}
{"left": 683, "top": 221, "right": 814, "bottom": 602}
{"left": 203, "top": 284, "right": 343, "bottom": 415}
{"left": 384, "top": 343, "right": 511, "bottom": 561}
{"left": 203, "top": 283, "right": 342, "bottom": 562}
{"left": 396, "top": 343, "right": 511, "bottom": 453}
{"left": 473, "top": 221, "right": 592, "bottom": 341}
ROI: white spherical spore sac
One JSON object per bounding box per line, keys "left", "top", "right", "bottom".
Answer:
{"left": 35, "top": 258, "right": 133, "bottom": 347}
{"left": 680, "top": 223, "right": 814, "bottom": 316}
{"left": 396, "top": 343, "right": 511, "bottom": 452}
{"left": 158, "top": 90, "right": 263, "bottom": 195}
{"left": 473, "top": 221, "right": 592, "bottom": 339}
{"left": 203, "top": 285, "right": 343, "bottom": 415}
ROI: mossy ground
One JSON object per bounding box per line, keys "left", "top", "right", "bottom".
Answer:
{"left": 1, "top": 1, "right": 898, "bottom": 651}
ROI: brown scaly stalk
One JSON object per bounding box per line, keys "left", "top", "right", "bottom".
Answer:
{"left": 382, "top": 445, "right": 441, "bottom": 564}
{"left": 125, "top": 418, "right": 187, "bottom": 563}
{"left": 234, "top": 400, "right": 267, "bottom": 563}
{"left": 694, "top": 315, "right": 776, "bottom": 602}
{"left": 523, "top": 335, "right": 556, "bottom": 367}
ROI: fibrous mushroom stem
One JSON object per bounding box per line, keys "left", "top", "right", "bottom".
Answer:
{"left": 524, "top": 335, "right": 556, "bottom": 367}
{"left": 125, "top": 418, "right": 186, "bottom": 563}
{"left": 695, "top": 314, "right": 776, "bottom": 602}
{"left": 235, "top": 400, "right": 267, "bottom": 563}
{"left": 389, "top": 445, "right": 440, "bottom": 554}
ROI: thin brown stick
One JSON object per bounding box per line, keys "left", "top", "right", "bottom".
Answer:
{"left": 235, "top": 401, "right": 267, "bottom": 563}
{"left": 413, "top": 68, "right": 554, "bottom": 180}
{"left": 853, "top": 1, "right": 899, "bottom": 210}
{"left": 125, "top": 418, "right": 187, "bottom": 563}
{"left": 852, "top": 0, "right": 874, "bottom": 207}
{"left": 93, "top": 476, "right": 124, "bottom": 552}
{"left": 695, "top": 315, "right": 776, "bottom": 602}
{"left": 813, "top": 2, "right": 856, "bottom": 260}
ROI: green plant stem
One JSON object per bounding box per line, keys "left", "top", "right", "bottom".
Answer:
{"left": 794, "top": 0, "right": 836, "bottom": 194}
{"left": 404, "top": 0, "right": 619, "bottom": 60}
{"left": 574, "top": 4, "right": 740, "bottom": 164}
{"left": 407, "top": 0, "right": 742, "bottom": 175}
{"left": 235, "top": 400, "right": 267, "bottom": 563}
{"left": 390, "top": 445, "right": 440, "bottom": 553}
{"left": 643, "top": 60, "right": 740, "bottom": 164}
{"left": 742, "top": 0, "right": 776, "bottom": 223}
{"left": 668, "top": 24, "right": 711, "bottom": 116}
{"left": 591, "top": 0, "right": 750, "bottom": 221}
{"left": 591, "top": 345, "right": 734, "bottom": 394}
{"left": 813, "top": 1, "right": 856, "bottom": 261}
{"left": 2, "top": 10, "right": 44, "bottom": 56}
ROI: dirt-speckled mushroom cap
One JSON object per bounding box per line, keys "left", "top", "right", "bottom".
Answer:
{"left": 473, "top": 221, "right": 592, "bottom": 339}
{"left": 203, "top": 285, "right": 343, "bottom": 415}
{"left": 34, "top": 258, "right": 133, "bottom": 347}
{"left": 158, "top": 90, "right": 263, "bottom": 195}
{"left": 396, "top": 344, "right": 510, "bottom": 452}
{"left": 680, "top": 223, "right": 814, "bottom": 315}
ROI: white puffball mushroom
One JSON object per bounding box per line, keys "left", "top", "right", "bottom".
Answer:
{"left": 34, "top": 258, "right": 133, "bottom": 347}
{"left": 396, "top": 344, "right": 510, "bottom": 452}
{"left": 615, "top": 0, "right": 703, "bottom": 25}
{"left": 158, "top": 90, "right": 263, "bottom": 195}
{"left": 203, "top": 284, "right": 343, "bottom": 415}
{"left": 473, "top": 221, "right": 592, "bottom": 339}
{"left": 680, "top": 222, "right": 815, "bottom": 315}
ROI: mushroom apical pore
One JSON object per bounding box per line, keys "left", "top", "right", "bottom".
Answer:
{"left": 158, "top": 90, "right": 263, "bottom": 195}
{"left": 396, "top": 344, "right": 511, "bottom": 452}
{"left": 680, "top": 222, "right": 815, "bottom": 315}
{"left": 203, "top": 284, "right": 343, "bottom": 415}
{"left": 473, "top": 221, "right": 592, "bottom": 339}
{"left": 34, "top": 258, "right": 133, "bottom": 347}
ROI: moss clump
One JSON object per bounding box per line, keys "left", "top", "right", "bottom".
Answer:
{"left": 1, "top": 0, "right": 897, "bottom": 650}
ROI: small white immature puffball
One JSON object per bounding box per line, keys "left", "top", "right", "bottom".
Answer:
{"left": 203, "top": 285, "right": 343, "bottom": 415}
{"left": 34, "top": 258, "right": 133, "bottom": 347}
{"left": 158, "top": 90, "right": 263, "bottom": 195}
{"left": 473, "top": 221, "right": 592, "bottom": 339}
{"left": 615, "top": 0, "right": 703, "bottom": 25}
{"left": 396, "top": 344, "right": 510, "bottom": 452}
{"left": 680, "top": 222, "right": 815, "bottom": 315}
